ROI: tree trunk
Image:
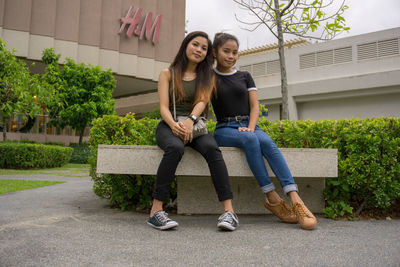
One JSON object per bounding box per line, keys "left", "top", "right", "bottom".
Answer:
{"left": 2, "top": 118, "right": 6, "bottom": 141}
{"left": 43, "top": 111, "right": 47, "bottom": 135}
{"left": 79, "top": 127, "right": 84, "bottom": 145}
{"left": 274, "top": 0, "right": 289, "bottom": 120}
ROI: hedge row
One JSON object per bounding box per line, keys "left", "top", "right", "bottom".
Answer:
{"left": 0, "top": 142, "right": 73, "bottom": 169}
{"left": 89, "top": 114, "right": 400, "bottom": 218}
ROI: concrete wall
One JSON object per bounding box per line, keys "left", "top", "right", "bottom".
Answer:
{"left": 238, "top": 28, "right": 400, "bottom": 120}
{"left": 298, "top": 92, "right": 400, "bottom": 120}
{"left": 1, "top": 132, "right": 88, "bottom": 146}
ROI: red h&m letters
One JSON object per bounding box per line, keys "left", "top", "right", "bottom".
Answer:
{"left": 119, "top": 6, "right": 162, "bottom": 45}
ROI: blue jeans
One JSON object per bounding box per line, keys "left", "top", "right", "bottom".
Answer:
{"left": 214, "top": 121, "right": 298, "bottom": 194}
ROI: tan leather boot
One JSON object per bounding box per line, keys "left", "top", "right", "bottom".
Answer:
{"left": 264, "top": 198, "right": 298, "bottom": 223}
{"left": 293, "top": 202, "right": 317, "bottom": 230}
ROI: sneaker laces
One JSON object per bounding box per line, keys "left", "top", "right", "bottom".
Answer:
{"left": 218, "top": 211, "right": 235, "bottom": 223}
{"left": 294, "top": 203, "right": 309, "bottom": 218}
{"left": 154, "top": 211, "right": 171, "bottom": 223}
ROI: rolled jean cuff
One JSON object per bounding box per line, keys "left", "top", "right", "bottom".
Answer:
{"left": 283, "top": 184, "right": 298, "bottom": 195}
{"left": 261, "top": 183, "right": 276, "bottom": 193}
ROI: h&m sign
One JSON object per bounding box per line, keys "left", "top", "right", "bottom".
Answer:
{"left": 119, "top": 6, "right": 162, "bottom": 45}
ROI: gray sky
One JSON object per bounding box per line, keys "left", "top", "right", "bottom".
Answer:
{"left": 185, "top": 0, "right": 400, "bottom": 50}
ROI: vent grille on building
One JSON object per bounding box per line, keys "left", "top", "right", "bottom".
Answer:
{"left": 239, "top": 59, "right": 281, "bottom": 76}
{"left": 240, "top": 65, "right": 252, "bottom": 73}
{"left": 357, "top": 38, "right": 399, "bottom": 60}
{"left": 334, "top": 46, "right": 353, "bottom": 64}
{"left": 252, "top": 62, "right": 266, "bottom": 76}
{"left": 299, "top": 53, "right": 316, "bottom": 69}
{"left": 317, "top": 50, "right": 334, "bottom": 66}
{"left": 378, "top": 38, "right": 399, "bottom": 57}
{"left": 357, "top": 42, "right": 377, "bottom": 60}
{"left": 266, "top": 60, "right": 280, "bottom": 74}
{"left": 300, "top": 46, "right": 353, "bottom": 69}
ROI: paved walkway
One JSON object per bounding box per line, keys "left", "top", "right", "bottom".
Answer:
{"left": 0, "top": 172, "right": 399, "bottom": 266}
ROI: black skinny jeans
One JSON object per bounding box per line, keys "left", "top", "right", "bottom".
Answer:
{"left": 153, "top": 120, "right": 233, "bottom": 202}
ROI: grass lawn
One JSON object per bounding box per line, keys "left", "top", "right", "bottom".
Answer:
{"left": 0, "top": 179, "right": 65, "bottom": 194}
{"left": 0, "top": 163, "right": 90, "bottom": 176}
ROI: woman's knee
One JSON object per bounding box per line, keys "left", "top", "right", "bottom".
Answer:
{"left": 241, "top": 132, "right": 260, "bottom": 148}
{"left": 257, "top": 133, "right": 278, "bottom": 150}
{"left": 200, "top": 138, "right": 224, "bottom": 160}
{"left": 164, "top": 141, "right": 185, "bottom": 157}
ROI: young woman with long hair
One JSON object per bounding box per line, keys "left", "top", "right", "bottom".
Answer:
{"left": 148, "top": 31, "right": 238, "bottom": 231}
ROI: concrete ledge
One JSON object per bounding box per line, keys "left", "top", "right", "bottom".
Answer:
{"left": 97, "top": 145, "right": 337, "bottom": 177}
{"left": 97, "top": 145, "right": 338, "bottom": 214}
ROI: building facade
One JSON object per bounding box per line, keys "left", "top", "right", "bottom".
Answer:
{"left": 0, "top": 0, "right": 185, "bottom": 143}
{"left": 0, "top": 0, "right": 185, "bottom": 115}
{"left": 237, "top": 28, "right": 400, "bottom": 120}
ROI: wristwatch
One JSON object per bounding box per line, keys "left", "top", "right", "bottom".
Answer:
{"left": 188, "top": 114, "right": 198, "bottom": 123}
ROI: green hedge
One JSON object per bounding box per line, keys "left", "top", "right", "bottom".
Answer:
{"left": 69, "top": 142, "right": 91, "bottom": 164}
{"left": 255, "top": 118, "right": 400, "bottom": 218}
{"left": 0, "top": 142, "right": 73, "bottom": 169}
{"left": 89, "top": 114, "right": 400, "bottom": 217}
{"left": 89, "top": 113, "right": 159, "bottom": 210}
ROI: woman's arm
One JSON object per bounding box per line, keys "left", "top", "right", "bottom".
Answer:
{"left": 158, "top": 69, "right": 188, "bottom": 138}
{"left": 238, "top": 90, "right": 259, "bottom": 132}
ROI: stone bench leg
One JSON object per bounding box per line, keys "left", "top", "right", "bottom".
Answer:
{"left": 177, "top": 177, "right": 325, "bottom": 215}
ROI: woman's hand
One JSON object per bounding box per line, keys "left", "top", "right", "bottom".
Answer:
{"left": 171, "top": 121, "right": 187, "bottom": 138}
{"left": 183, "top": 119, "right": 194, "bottom": 143}
{"left": 238, "top": 127, "right": 254, "bottom": 133}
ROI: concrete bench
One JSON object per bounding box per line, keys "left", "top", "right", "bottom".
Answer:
{"left": 96, "top": 145, "right": 338, "bottom": 214}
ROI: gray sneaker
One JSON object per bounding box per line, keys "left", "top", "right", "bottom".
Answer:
{"left": 217, "top": 211, "right": 239, "bottom": 231}
{"left": 147, "top": 210, "right": 178, "bottom": 230}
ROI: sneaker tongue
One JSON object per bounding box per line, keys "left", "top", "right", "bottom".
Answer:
{"left": 155, "top": 211, "right": 169, "bottom": 222}
{"left": 221, "top": 212, "right": 233, "bottom": 222}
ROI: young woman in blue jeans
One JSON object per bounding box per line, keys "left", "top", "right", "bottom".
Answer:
{"left": 211, "top": 33, "right": 317, "bottom": 230}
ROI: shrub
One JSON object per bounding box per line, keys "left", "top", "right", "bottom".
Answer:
{"left": 259, "top": 118, "right": 400, "bottom": 218}
{"left": 89, "top": 114, "right": 400, "bottom": 217}
{"left": 89, "top": 113, "right": 160, "bottom": 210}
{"left": 69, "top": 142, "right": 91, "bottom": 164}
{"left": 0, "top": 142, "right": 73, "bottom": 169}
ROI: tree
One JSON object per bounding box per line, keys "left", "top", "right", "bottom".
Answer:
{"left": 42, "top": 49, "right": 116, "bottom": 144}
{"left": 0, "top": 39, "right": 45, "bottom": 141}
{"left": 234, "top": 0, "right": 349, "bottom": 120}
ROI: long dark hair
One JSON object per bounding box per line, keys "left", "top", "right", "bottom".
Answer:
{"left": 170, "top": 31, "right": 215, "bottom": 105}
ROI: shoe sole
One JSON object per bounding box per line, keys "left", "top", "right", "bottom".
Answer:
{"left": 217, "top": 222, "right": 236, "bottom": 231}
{"left": 147, "top": 221, "right": 178, "bottom": 230}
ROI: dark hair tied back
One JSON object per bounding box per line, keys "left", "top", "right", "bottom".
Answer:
{"left": 213, "top": 32, "right": 239, "bottom": 51}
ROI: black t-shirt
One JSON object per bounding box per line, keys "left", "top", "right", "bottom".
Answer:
{"left": 211, "top": 69, "right": 257, "bottom": 122}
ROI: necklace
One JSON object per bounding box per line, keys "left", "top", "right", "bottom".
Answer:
{"left": 183, "top": 72, "right": 196, "bottom": 79}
